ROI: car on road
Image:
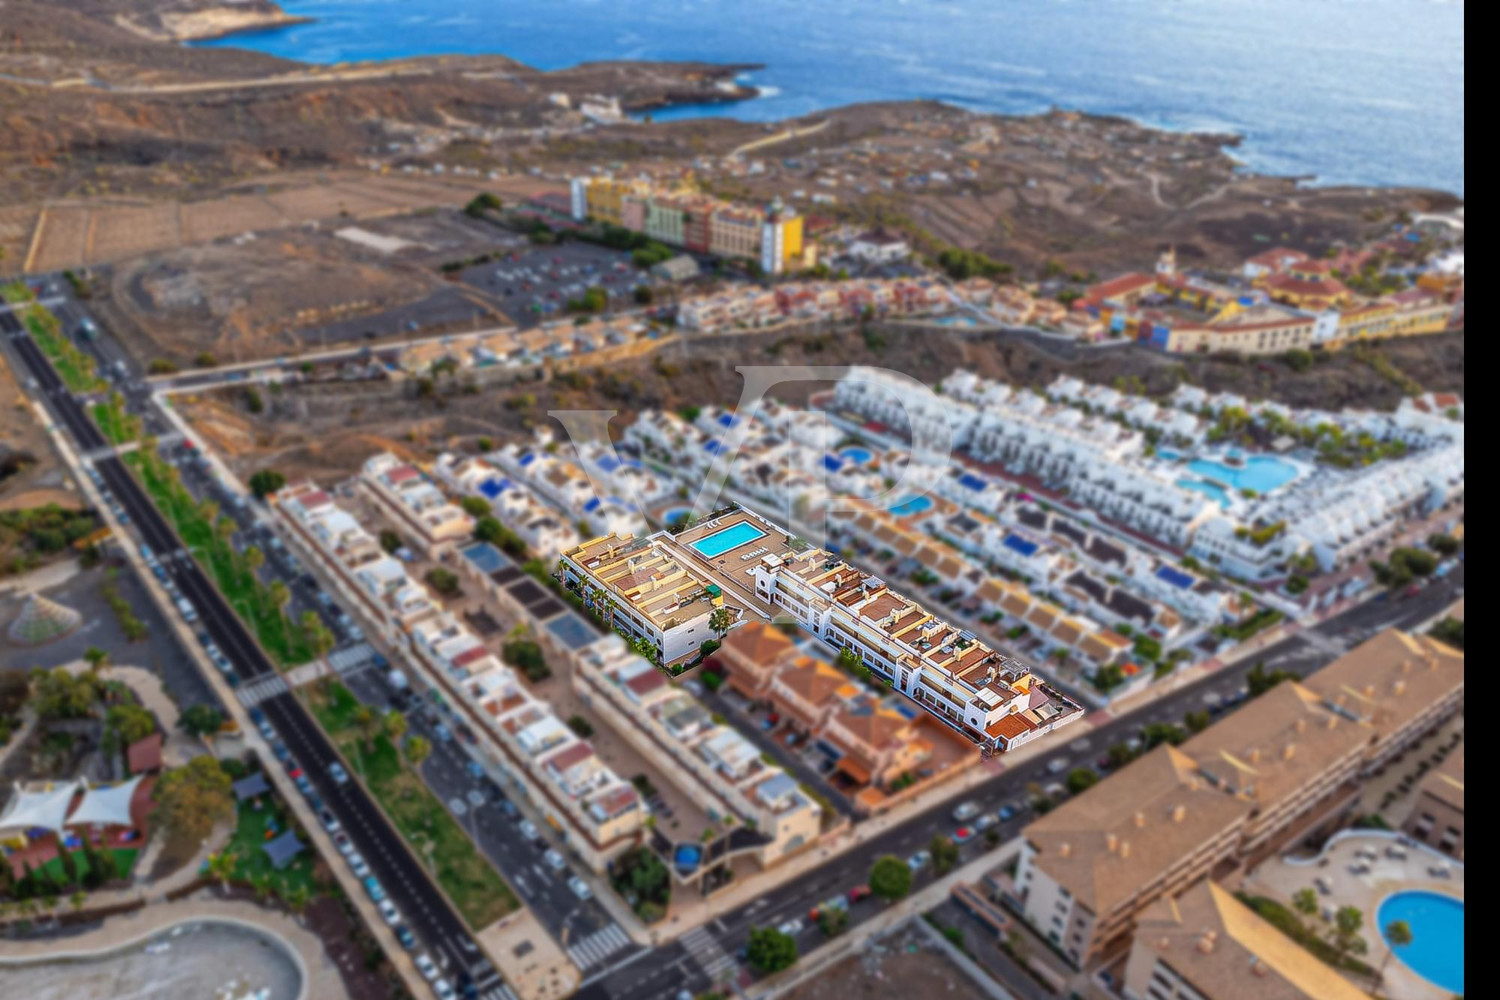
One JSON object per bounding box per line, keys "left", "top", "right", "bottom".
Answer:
{"left": 349, "top": 853, "right": 371, "bottom": 879}
{"left": 433, "top": 723, "right": 452, "bottom": 742}
{"left": 272, "top": 741, "right": 291, "bottom": 762}
{"left": 846, "top": 885, "right": 872, "bottom": 904}
{"left": 1046, "top": 758, "right": 1069, "bottom": 775}
{"left": 543, "top": 849, "right": 566, "bottom": 872}
{"left": 466, "top": 788, "right": 486, "bottom": 808}
{"left": 329, "top": 762, "right": 350, "bottom": 785}
{"left": 333, "top": 832, "right": 354, "bottom": 856}
{"left": 973, "top": 814, "right": 997, "bottom": 833}
{"left": 776, "top": 917, "right": 804, "bottom": 937}
{"left": 363, "top": 876, "right": 385, "bottom": 901}
{"left": 952, "top": 826, "right": 975, "bottom": 844}
{"left": 951, "top": 801, "right": 981, "bottom": 822}
{"left": 395, "top": 924, "right": 417, "bottom": 950}
{"left": 257, "top": 720, "right": 276, "bottom": 741}
{"left": 997, "top": 804, "right": 1017, "bottom": 822}
{"left": 293, "top": 773, "right": 313, "bottom": 795}
{"left": 519, "top": 819, "right": 539, "bottom": 841}
{"left": 808, "top": 895, "right": 848, "bottom": 921}
{"left": 448, "top": 797, "right": 468, "bottom": 817}
{"left": 433, "top": 980, "right": 455, "bottom": 1000}
{"left": 378, "top": 899, "right": 401, "bottom": 925}
{"left": 907, "top": 851, "right": 932, "bottom": 871}
{"left": 415, "top": 953, "right": 439, "bottom": 981}
{"left": 568, "top": 876, "right": 592, "bottom": 900}
{"left": 319, "top": 808, "right": 341, "bottom": 833}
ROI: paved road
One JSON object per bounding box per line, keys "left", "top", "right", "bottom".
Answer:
{"left": 572, "top": 566, "right": 1464, "bottom": 1000}
{"left": 4, "top": 310, "right": 509, "bottom": 1000}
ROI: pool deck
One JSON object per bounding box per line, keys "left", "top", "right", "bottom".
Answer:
{"left": 1243, "top": 831, "right": 1463, "bottom": 1000}
{"left": 0, "top": 896, "right": 348, "bottom": 1000}
{"left": 658, "top": 508, "right": 799, "bottom": 623}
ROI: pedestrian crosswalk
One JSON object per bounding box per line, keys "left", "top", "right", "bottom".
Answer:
{"left": 566, "top": 923, "right": 632, "bottom": 970}
{"left": 478, "top": 984, "right": 517, "bottom": 1000}
{"left": 237, "top": 673, "right": 289, "bottom": 707}
{"left": 680, "top": 924, "right": 736, "bottom": 980}
{"left": 329, "top": 641, "right": 375, "bottom": 674}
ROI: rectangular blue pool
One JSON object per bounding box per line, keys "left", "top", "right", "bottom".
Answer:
{"left": 691, "top": 521, "right": 767, "bottom": 558}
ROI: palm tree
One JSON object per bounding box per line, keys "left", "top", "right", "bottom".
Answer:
{"left": 285, "top": 884, "right": 310, "bottom": 915}
{"left": 83, "top": 646, "right": 110, "bottom": 673}
{"left": 384, "top": 710, "right": 408, "bottom": 747}
{"left": 70, "top": 889, "right": 87, "bottom": 913}
{"left": 708, "top": 606, "right": 735, "bottom": 638}
{"left": 205, "top": 850, "right": 238, "bottom": 890}
{"left": 1380, "top": 920, "right": 1413, "bottom": 987}
{"left": 1293, "top": 888, "right": 1318, "bottom": 918}
{"left": 245, "top": 545, "right": 265, "bottom": 574}
{"left": 198, "top": 498, "right": 219, "bottom": 526}
{"left": 404, "top": 735, "right": 432, "bottom": 771}
{"left": 214, "top": 515, "right": 236, "bottom": 549}
{"left": 268, "top": 580, "right": 291, "bottom": 631}
{"left": 353, "top": 705, "right": 378, "bottom": 749}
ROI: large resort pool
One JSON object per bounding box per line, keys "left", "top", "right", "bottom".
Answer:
{"left": 690, "top": 520, "right": 767, "bottom": 558}
{"left": 1159, "top": 449, "right": 1301, "bottom": 508}
{"left": 1378, "top": 891, "right": 1465, "bottom": 994}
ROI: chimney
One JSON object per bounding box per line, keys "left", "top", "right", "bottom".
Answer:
{"left": 1059, "top": 842, "right": 1072, "bottom": 858}
{"left": 1363, "top": 684, "right": 1375, "bottom": 698}
{"left": 1283, "top": 743, "right": 1297, "bottom": 761}
{"left": 1106, "top": 833, "right": 1118, "bottom": 853}
{"left": 1295, "top": 718, "right": 1307, "bottom": 733}
{"left": 1251, "top": 958, "right": 1269, "bottom": 977}
{"left": 1401, "top": 659, "right": 1414, "bottom": 673}
{"left": 1248, "top": 748, "right": 1261, "bottom": 764}
{"left": 1120, "top": 841, "right": 1131, "bottom": 858}
{"left": 1134, "top": 811, "right": 1146, "bottom": 828}
{"left": 1393, "top": 679, "right": 1406, "bottom": 696}
{"left": 1196, "top": 930, "right": 1217, "bottom": 954}
{"left": 1326, "top": 714, "right": 1338, "bottom": 730}
{"left": 1172, "top": 804, "right": 1186, "bottom": 823}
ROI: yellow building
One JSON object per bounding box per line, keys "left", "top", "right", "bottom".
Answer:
{"left": 584, "top": 178, "right": 651, "bottom": 227}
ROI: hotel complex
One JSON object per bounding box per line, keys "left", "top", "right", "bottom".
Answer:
{"left": 569, "top": 175, "right": 810, "bottom": 274}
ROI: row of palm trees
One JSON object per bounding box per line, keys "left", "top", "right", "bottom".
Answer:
{"left": 204, "top": 849, "right": 313, "bottom": 913}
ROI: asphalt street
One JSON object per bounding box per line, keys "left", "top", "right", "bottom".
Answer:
{"left": 5, "top": 307, "right": 508, "bottom": 1000}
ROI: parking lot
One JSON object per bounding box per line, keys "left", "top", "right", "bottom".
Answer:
{"left": 457, "top": 242, "right": 659, "bottom": 327}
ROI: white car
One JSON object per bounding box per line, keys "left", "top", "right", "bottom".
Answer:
{"left": 543, "top": 849, "right": 566, "bottom": 872}
{"left": 951, "top": 801, "right": 981, "bottom": 822}
{"left": 776, "top": 918, "right": 804, "bottom": 937}
{"left": 349, "top": 852, "right": 371, "bottom": 879}
{"left": 415, "top": 953, "right": 439, "bottom": 981}
{"left": 1046, "top": 758, "right": 1069, "bottom": 775}
{"left": 519, "top": 819, "right": 539, "bottom": 841}
{"left": 433, "top": 979, "right": 455, "bottom": 1000}
{"left": 378, "top": 899, "right": 401, "bottom": 925}
{"left": 568, "top": 876, "right": 592, "bottom": 901}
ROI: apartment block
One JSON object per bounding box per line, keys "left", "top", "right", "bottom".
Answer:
{"left": 1013, "top": 627, "right": 1463, "bottom": 966}
{"left": 359, "top": 453, "right": 473, "bottom": 557}
{"left": 1402, "top": 746, "right": 1463, "bottom": 860}
{"left": 272, "top": 481, "right": 645, "bottom": 870}
{"left": 1121, "top": 881, "right": 1369, "bottom": 1000}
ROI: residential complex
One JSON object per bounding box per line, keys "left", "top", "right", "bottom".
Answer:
{"left": 1012, "top": 627, "right": 1463, "bottom": 966}
{"left": 358, "top": 452, "right": 474, "bottom": 556}
{"left": 1071, "top": 247, "right": 1459, "bottom": 355}
{"left": 273, "top": 480, "right": 647, "bottom": 870}
{"left": 1401, "top": 746, "right": 1463, "bottom": 860}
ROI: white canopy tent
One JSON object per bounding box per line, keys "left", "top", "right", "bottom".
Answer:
{"left": 0, "top": 780, "right": 82, "bottom": 835}
{"left": 66, "top": 775, "right": 145, "bottom": 829}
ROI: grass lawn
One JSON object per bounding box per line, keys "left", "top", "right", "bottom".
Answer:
{"left": 37, "top": 846, "right": 139, "bottom": 885}
{"left": 23, "top": 304, "right": 105, "bottom": 395}
{"left": 1, "top": 281, "right": 32, "bottom": 305}
{"left": 224, "top": 791, "right": 327, "bottom": 901}
{"left": 304, "top": 681, "right": 518, "bottom": 930}
{"left": 124, "top": 451, "right": 314, "bottom": 668}
{"left": 92, "top": 402, "right": 136, "bottom": 446}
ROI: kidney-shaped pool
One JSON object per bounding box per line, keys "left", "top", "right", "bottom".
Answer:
{"left": 1378, "top": 890, "right": 1464, "bottom": 994}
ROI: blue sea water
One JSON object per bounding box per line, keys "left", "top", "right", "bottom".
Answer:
{"left": 195, "top": 0, "right": 1464, "bottom": 195}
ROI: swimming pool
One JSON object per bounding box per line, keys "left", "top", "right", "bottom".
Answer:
{"left": 888, "top": 494, "right": 934, "bottom": 517}
{"left": 1185, "top": 454, "right": 1299, "bottom": 494}
{"left": 690, "top": 521, "right": 767, "bottom": 558}
{"left": 1177, "top": 478, "right": 1233, "bottom": 509}
{"left": 662, "top": 507, "right": 691, "bottom": 527}
{"left": 840, "top": 447, "right": 873, "bottom": 465}
{"left": 1378, "top": 891, "right": 1463, "bottom": 994}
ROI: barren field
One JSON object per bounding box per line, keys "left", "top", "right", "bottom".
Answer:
{"left": 178, "top": 322, "right": 1465, "bottom": 488}
{"left": 0, "top": 356, "right": 77, "bottom": 512}
{"left": 92, "top": 210, "right": 517, "bottom": 367}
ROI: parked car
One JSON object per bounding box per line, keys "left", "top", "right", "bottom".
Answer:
{"left": 329, "top": 762, "right": 350, "bottom": 785}
{"left": 519, "top": 820, "right": 539, "bottom": 841}
{"left": 543, "top": 849, "right": 567, "bottom": 872}
{"left": 776, "top": 918, "right": 804, "bottom": 937}
{"left": 363, "top": 876, "right": 385, "bottom": 901}
{"left": 349, "top": 853, "right": 371, "bottom": 878}
{"left": 433, "top": 980, "right": 455, "bottom": 1000}
{"left": 907, "top": 851, "right": 932, "bottom": 871}
{"left": 1046, "top": 758, "right": 1069, "bottom": 775}
{"left": 973, "top": 814, "right": 997, "bottom": 833}
{"left": 415, "top": 953, "right": 439, "bottom": 981}
{"left": 951, "top": 801, "right": 981, "bottom": 823}
{"left": 333, "top": 832, "right": 354, "bottom": 856}
{"left": 395, "top": 924, "right": 417, "bottom": 950}
{"left": 568, "top": 876, "right": 592, "bottom": 901}
{"left": 378, "top": 899, "right": 401, "bottom": 925}
{"left": 319, "top": 808, "right": 341, "bottom": 833}
{"left": 952, "top": 826, "right": 975, "bottom": 844}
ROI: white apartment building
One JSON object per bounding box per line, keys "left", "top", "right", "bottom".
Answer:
{"left": 359, "top": 453, "right": 473, "bottom": 556}
{"left": 433, "top": 453, "right": 580, "bottom": 560}
{"left": 273, "top": 481, "right": 645, "bottom": 869}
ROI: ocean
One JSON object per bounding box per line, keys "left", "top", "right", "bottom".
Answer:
{"left": 194, "top": 0, "right": 1465, "bottom": 195}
